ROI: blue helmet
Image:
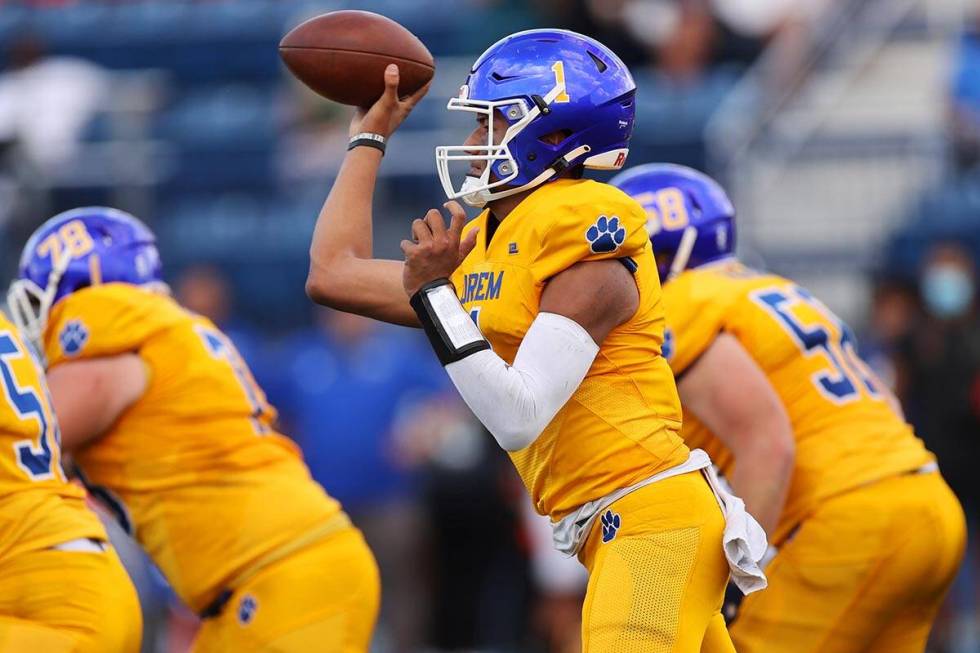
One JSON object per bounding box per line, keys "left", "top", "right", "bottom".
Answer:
{"left": 436, "top": 29, "right": 636, "bottom": 208}
{"left": 610, "top": 163, "right": 736, "bottom": 280}
{"left": 8, "top": 207, "right": 163, "bottom": 346}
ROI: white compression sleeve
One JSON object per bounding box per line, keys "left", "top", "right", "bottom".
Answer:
{"left": 445, "top": 312, "right": 600, "bottom": 452}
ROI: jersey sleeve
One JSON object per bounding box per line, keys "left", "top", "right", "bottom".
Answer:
{"left": 660, "top": 271, "right": 732, "bottom": 376}
{"left": 44, "top": 284, "right": 185, "bottom": 368}
{"left": 530, "top": 183, "right": 651, "bottom": 283}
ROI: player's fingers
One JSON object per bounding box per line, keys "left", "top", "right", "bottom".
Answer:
{"left": 444, "top": 201, "right": 467, "bottom": 239}
{"left": 400, "top": 239, "right": 417, "bottom": 256}
{"left": 424, "top": 208, "right": 447, "bottom": 238}
{"left": 411, "top": 218, "right": 432, "bottom": 243}
{"left": 382, "top": 64, "right": 400, "bottom": 105}
{"left": 459, "top": 227, "right": 479, "bottom": 260}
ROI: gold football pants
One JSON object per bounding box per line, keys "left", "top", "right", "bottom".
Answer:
{"left": 578, "top": 470, "right": 734, "bottom": 653}
{"left": 192, "top": 525, "right": 380, "bottom": 653}
{"left": 732, "top": 470, "right": 966, "bottom": 653}
{"left": 0, "top": 542, "right": 141, "bottom": 653}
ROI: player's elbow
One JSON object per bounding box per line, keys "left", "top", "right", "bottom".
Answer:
{"left": 305, "top": 260, "right": 341, "bottom": 307}
{"left": 761, "top": 410, "right": 795, "bottom": 477}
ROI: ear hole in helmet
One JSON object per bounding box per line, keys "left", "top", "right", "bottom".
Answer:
{"left": 539, "top": 129, "right": 573, "bottom": 146}
{"left": 587, "top": 50, "right": 608, "bottom": 73}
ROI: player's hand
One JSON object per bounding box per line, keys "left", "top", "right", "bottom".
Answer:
{"left": 350, "top": 64, "right": 431, "bottom": 139}
{"left": 401, "top": 201, "right": 479, "bottom": 296}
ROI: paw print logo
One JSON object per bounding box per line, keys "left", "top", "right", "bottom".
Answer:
{"left": 600, "top": 509, "right": 621, "bottom": 543}
{"left": 237, "top": 594, "right": 258, "bottom": 626}
{"left": 586, "top": 215, "right": 626, "bottom": 254}
{"left": 59, "top": 320, "right": 88, "bottom": 357}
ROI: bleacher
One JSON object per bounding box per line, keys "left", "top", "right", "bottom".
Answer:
{"left": 0, "top": 1, "right": 749, "bottom": 327}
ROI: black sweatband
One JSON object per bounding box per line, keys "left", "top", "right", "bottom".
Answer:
{"left": 410, "top": 279, "right": 490, "bottom": 366}
{"left": 348, "top": 132, "right": 386, "bottom": 155}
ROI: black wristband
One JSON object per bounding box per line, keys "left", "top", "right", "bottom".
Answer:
{"left": 348, "top": 132, "right": 386, "bottom": 155}
{"left": 410, "top": 279, "right": 490, "bottom": 366}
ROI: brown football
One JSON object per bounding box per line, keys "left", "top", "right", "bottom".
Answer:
{"left": 279, "top": 11, "right": 435, "bottom": 107}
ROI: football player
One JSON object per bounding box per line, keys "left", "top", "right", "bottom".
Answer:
{"left": 7, "top": 208, "right": 380, "bottom": 652}
{"left": 0, "top": 310, "right": 140, "bottom": 652}
{"left": 305, "top": 30, "right": 767, "bottom": 651}
{"left": 611, "top": 163, "right": 967, "bottom": 653}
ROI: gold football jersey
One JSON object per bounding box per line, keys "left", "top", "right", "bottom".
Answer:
{"left": 662, "top": 260, "right": 934, "bottom": 544}
{"left": 451, "top": 179, "right": 688, "bottom": 521}
{"left": 43, "top": 284, "right": 342, "bottom": 613}
{"left": 0, "top": 313, "right": 106, "bottom": 559}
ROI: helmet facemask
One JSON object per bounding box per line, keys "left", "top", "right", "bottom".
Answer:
{"left": 436, "top": 82, "right": 571, "bottom": 208}
{"left": 7, "top": 247, "right": 72, "bottom": 353}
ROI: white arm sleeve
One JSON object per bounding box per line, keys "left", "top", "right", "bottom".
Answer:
{"left": 445, "top": 312, "right": 599, "bottom": 451}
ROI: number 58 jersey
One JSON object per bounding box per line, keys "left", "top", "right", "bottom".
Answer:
{"left": 662, "top": 260, "right": 934, "bottom": 545}
{"left": 0, "top": 314, "right": 107, "bottom": 557}
{"left": 41, "top": 283, "right": 343, "bottom": 614}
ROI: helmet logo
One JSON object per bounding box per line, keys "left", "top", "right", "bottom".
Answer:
{"left": 716, "top": 225, "right": 728, "bottom": 250}
{"left": 59, "top": 320, "right": 88, "bottom": 357}
{"left": 585, "top": 215, "right": 626, "bottom": 254}
{"left": 550, "top": 62, "right": 570, "bottom": 103}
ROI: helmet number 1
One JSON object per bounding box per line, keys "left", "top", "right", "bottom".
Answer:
{"left": 551, "top": 62, "right": 571, "bottom": 103}
{"left": 37, "top": 220, "right": 95, "bottom": 264}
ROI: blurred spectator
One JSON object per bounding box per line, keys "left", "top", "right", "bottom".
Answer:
{"left": 266, "top": 309, "right": 450, "bottom": 652}
{"left": 950, "top": 17, "right": 980, "bottom": 171}
{"left": 861, "top": 275, "right": 918, "bottom": 390}
{"left": 0, "top": 35, "right": 109, "bottom": 174}
{"left": 894, "top": 242, "right": 980, "bottom": 653}
{"left": 174, "top": 263, "right": 266, "bottom": 375}
{"left": 896, "top": 242, "right": 980, "bottom": 511}
{"left": 522, "top": 501, "right": 587, "bottom": 653}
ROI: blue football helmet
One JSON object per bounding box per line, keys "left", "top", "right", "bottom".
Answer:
{"left": 610, "top": 163, "right": 736, "bottom": 280}
{"left": 436, "top": 29, "right": 636, "bottom": 208}
{"left": 8, "top": 207, "right": 164, "bottom": 347}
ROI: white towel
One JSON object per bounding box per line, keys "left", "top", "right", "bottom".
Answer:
{"left": 701, "top": 463, "right": 769, "bottom": 594}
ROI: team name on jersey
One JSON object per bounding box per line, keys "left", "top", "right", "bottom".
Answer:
{"left": 459, "top": 271, "right": 504, "bottom": 305}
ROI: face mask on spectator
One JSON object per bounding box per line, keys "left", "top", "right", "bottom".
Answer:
{"left": 921, "top": 264, "right": 975, "bottom": 318}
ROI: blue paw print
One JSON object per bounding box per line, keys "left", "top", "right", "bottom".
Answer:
{"left": 59, "top": 320, "right": 88, "bottom": 357}
{"left": 238, "top": 594, "right": 258, "bottom": 625}
{"left": 662, "top": 327, "right": 675, "bottom": 362}
{"left": 586, "top": 215, "right": 627, "bottom": 254}
{"left": 600, "top": 509, "right": 621, "bottom": 543}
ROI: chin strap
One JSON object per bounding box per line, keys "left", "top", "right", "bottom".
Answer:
{"left": 466, "top": 144, "right": 594, "bottom": 208}
{"left": 668, "top": 226, "right": 699, "bottom": 280}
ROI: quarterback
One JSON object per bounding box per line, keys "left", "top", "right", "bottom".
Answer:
{"left": 307, "top": 30, "right": 766, "bottom": 651}
{"left": 0, "top": 311, "right": 140, "bottom": 653}
{"left": 612, "top": 163, "right": 966, "bottom": 653}
{"left": 8, "top": 208, "right": 379, "bottom": 652}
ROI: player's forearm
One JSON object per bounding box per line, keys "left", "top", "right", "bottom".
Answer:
{"left": 729, "top": 435, "right": 794, "bottom": 537}
{"left": 306, "top": 147, "right": 418, "bottom": 325}
{"left": 313, "top": 146, "right": 381, "bottom": 261}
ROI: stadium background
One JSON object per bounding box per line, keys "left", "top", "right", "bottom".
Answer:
{"left": 0, "top": 0, "right": 978, "bottom": 651}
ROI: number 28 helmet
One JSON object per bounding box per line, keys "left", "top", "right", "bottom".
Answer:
{"left": 436, "top": 29, "right": 637, "bottom": 208}
{"left": 610, "top": 163, "right": 736, "bottom": 281}
{"left": 7, "top": 207, "right": 164, "bottom": 347}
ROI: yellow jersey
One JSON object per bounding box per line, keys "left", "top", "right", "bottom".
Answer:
{"left": 661, "top": 260, "right": 934, "bottom": 544}
{"left": 0, "top": 313, "right": 106, "bottom": 560}
{"left": 451, "top": 179, "right": 688, "bottom": 521}
{"left": 43, "top": 284, "right": 344, "bottom": 614}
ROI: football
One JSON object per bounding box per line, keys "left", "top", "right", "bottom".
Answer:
{"left": 279, "top": 10, "right": 435, "bottom": 107}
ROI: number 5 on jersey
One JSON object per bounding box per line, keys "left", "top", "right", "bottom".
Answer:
{"left": 0, "top": 331, "right": 62, "bottom": 481}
